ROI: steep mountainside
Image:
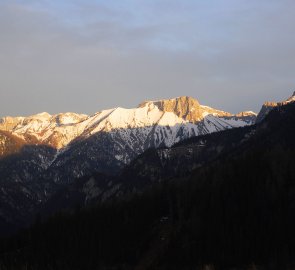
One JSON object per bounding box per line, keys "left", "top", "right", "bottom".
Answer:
{"left": 45, "top": 97, "right": 295, "bottom": 210}
{"left": 122, "top": 98, "right": 295, "bottom": 189}
{"left": 2, "top": 93, "right": 295, "bottom": 234}
{"left": 0, "top": 96, "right": 256, "bottom": 183}
{"left": 0, "top": 96, "right": 255, "bottom": 151}
{"left": 1, "top": 100, "right": 295, "bottom": 270}
{"left": 256, "top": 91, "right": 295, "bottom": 122}
{"left": 0, "top": 96, "right": 257, "bottom": 232}
{"left": 0, "top": 112, "right": 88, "bottom": 149}
{"left": 40, "top": 126, "right": 255, "bottom": 213}
{"left": 42, "top": 97, "right": 256, "bottom": 183}
{"left": 0, "top": 145, "right": 56, "bottom": 233}
{"left": 0, "top": 130, "right": 26, "bottom": 157}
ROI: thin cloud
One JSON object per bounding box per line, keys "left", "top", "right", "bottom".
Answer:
{"left": 0, "top": 0, "right": 294, "bottom": 116}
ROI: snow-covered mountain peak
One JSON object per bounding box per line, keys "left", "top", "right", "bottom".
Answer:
{"left": 236, "top": 111, "right": 257, "bottom": 117}
{"left": 53, "top": 113, "right": 88, "bottom": 126}
{"left": 0, "top": 96, "right": 257, "bottom": 150}
{"left": 30, "top": 112, "right": 52, "bottom": 119}
{"left": 199, "top": 105, "right": 232, "bottom": 118}
{"left": 138, "top": 96, "right": 202, "bottom": 122}
{"left": 0, "top": 116, "right": 25, "bottom": 131}
{"left": 286, "top": 91, "right": 295, "bottom": 103}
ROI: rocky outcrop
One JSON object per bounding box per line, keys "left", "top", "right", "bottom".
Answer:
{"left": 138, "top": 96, "right": 246, "bottom": 121}
{"left": 0, "top": 97, "right": 256, "bottom": 151}
{"left": 256, "top": 92, "right": 295, "bottom": 123}
{"left": 0, "top": 116, "right": 24, "bottom": 131}
{"left": 139, "top": 96, "right": 204, "bottom": 122}
{"left": 256, "top": 102, "right": 278, "bottom": 123}
{"left": 0, "top": 130, "right": 26, "bottom": 157}
{"left": 0, "top": 112, "right": 89, "bottom": 149}
{"left": 236, "top": 111, "right": 257, "bottom": 117}
{"left": 0, "top": 96, "right": 257, "bottom": 187}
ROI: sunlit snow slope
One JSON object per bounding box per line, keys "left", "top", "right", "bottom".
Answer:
{"left": 0, "top": 96, "right": 256, "bottom": 151}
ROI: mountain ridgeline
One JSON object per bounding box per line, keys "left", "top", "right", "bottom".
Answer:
{"left": 0, "top": 96, "right": 257, "bottom": 228}
{"left": 0, "top": 93, "right": 295, "bottom": 269}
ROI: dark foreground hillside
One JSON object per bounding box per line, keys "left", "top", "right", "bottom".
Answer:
{"left": 0, "top": 103, "right": 295, "bottom": 270}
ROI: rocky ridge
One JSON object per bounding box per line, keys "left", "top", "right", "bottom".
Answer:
{"left": 256, "top": 91, "right": 295, "bottom": 123}
{"left": 37, "top": 96, "right": 257, "bottom": 183}
{"left": 0, "top": 96, "right": 256, "bottom": 152}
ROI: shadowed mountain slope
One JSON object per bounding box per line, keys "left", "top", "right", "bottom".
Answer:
{"left": 0, "top": 100, "right": 295, "bottom": 270}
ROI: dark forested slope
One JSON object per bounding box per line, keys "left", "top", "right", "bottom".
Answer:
{"left": 0, "top": 103, "right": 295, "bottom": 270}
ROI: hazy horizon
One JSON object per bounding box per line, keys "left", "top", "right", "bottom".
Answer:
{"left": 1, "top": 92, "right": 294, "bottom": 118}
{"left": 1, "top": 0, "right": 294, "bottom": 117}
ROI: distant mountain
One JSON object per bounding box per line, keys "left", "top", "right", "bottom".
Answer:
{"left": 256, "top": 91, "right": 295, "bottom": 123}
{"left": 0, "top": 130, "right": 26, "bottom": 157}
{"left": 1, "top": 98, "right": 295, "bottom": 270}
{"left": 0, "top": 112, "right": 88, "bottom": 149}
{"left": 0, "top": 96, "right": 256, "bottom": 180}
{"left": 0, "top": 96, "right": 257, "bottom": 232}
{"left": 0, "top": 96, "right": 255, "bottom": 151}
{"left": 41, "top": 92, "right": 295, "bottom": 212}
{"left": 0, "top": 92, "right": 294, "bottom": 233}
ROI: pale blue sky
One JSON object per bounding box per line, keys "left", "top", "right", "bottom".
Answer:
{"left": 0, "top": 0, "right": 294, "bottom": 116}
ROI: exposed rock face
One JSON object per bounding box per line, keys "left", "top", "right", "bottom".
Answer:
{"left": 0, "top": 96, "right": 258, "bottom": 187}
{"left": 39, "top": 97, "right": 256, "bottom": 183}
{"left": 0, "top": 95, "right": 257, "bottom": 233}
{"left": 256, "top": 102, "right": 278, "bottom": 123}
{"left": 256, "top": 92, "right": 295, "bottom": 123}
{"left": 0, "top": 131, "right": 26, "bottom": 157}
{"left": 0, "top": 117, "right": 24, "bottom": 131}
{"left": 139, "top": 96, "right": 204, "bottom": 122}
{"left": 40, "top": 101, "right": 295, "bottom": 213}
{"left": 0, "top": 96, "right": 256, "bottom": 152}
{"left": 284, "top": 91, "right": 295, "bottom": 104}
{"left": 139, "top": 96, "right": 237, "bottom": 121}
{"left": 0, "top": 95, "right": 257, "bottom": 202}
{"left": 0, "top": 112, "right": 89, "bottom": 149}
{"left": 0, "top": 96, "right": 258, "bottom": 184}
{"left": 236, "top": 111, "right": 257, "bottom": 117}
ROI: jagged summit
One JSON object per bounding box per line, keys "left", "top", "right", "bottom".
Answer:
{"left": 139, "top": 96, "right": 256, "bottom": 121}
{"left": 286, "top": 91, "right": 295, "bottom": 103}
{"left": 139, "top": 96, "right": 202, "bottom": 121}
{"left": 0, "top": 96, "right": 256, "bottom": 150}
{"left": 236, "top": 111, "right": 257, "bottom": 117}
{"left": 256, "top": 91, "right": 295, "bottom": 123}
{"left": 32, "top": 112, "right": 52, "bottom": 118}
{"left": 139, "top": 96, "right": 199, "bottom": 105}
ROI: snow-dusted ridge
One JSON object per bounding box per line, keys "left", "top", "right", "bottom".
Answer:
{"left": 0, "top": 96, "right": 257, "bottom": 150}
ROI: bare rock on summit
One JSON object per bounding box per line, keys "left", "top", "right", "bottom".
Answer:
{"left": 256, "top": 91, "right": 295, "bottom": 123}
{"left": 138, "top": 96, "right": 233, "bottom": 122}
{"left": 148, "top": 96, "right": 203, "bottom": 122}
{"left": 0, "top": 96, "right": 256, "bottom": 155}
{"left": 0, "top": 130, "right": 26, "bottom": 157}
{"left": 0, "top": 116, "right": 24, "bottom": 131}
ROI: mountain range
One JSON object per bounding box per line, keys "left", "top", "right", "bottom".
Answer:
{"left": 0, "top": 93, "right": 293, "bottom": 234}
{"left": 0, "top": 91, "right": 295, "bottom": 269}
{"left": 0, "top": 96, "right": 255, "bottom": 153}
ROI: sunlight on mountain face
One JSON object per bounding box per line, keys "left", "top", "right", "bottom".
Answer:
{"left": 0, "top": 96, "right": 256, "bottom": 150}
{"left": 0, "top": 92, "right": 294, "bottom": 269}
{"left": 0, "top": 1, "right": 295, "bottom": 268}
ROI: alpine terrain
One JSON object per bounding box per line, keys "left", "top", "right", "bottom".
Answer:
{"left": 0, "top": 93, "right": 295, "bottom": 270}
{"left": 0, "top": 91, "right": 294, "bottom": 270}
{"left": 0, "top": 96, "right": 257, "bottom": 232}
